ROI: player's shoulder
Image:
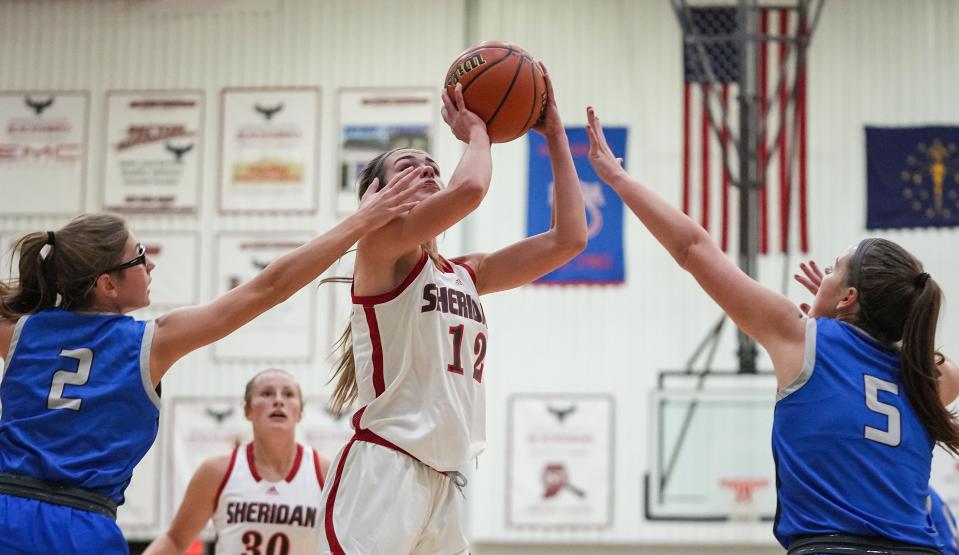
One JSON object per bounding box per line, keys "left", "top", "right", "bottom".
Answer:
{"left": 195, "top": 452, "right": 238, "bottom": 485}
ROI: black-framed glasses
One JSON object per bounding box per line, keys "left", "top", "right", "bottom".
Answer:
{"left": 105, "top": 244, "right": 147, "bottom": 273}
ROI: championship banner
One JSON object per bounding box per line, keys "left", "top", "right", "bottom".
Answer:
{"left": 336, "top": 88, "right": 436, "bottom": 214}
{"left": 219, "top": 87, "right": 320, "bottom": 214}
{"left": 527, "top": 128, "right": 625, "bottom": 285}
{"left": 507, "top": 394, "right": 614, "bottom": 529}
{"left": 0, "top": 91, "right": 88, "bottom": 215}
{"left": 211, "top": 233, "right": 316, "bottom": 362}
{"left": 103, "top": 91, "right": 203, "bottom": 213}
{"left": 865, "top": 126, "right": 959, "bottom": 229}
{"left": 128, "top": 232, "right": 200, "bottom": 321}
{"left": 165, "top": 396, "right": 352, "bottom": 537}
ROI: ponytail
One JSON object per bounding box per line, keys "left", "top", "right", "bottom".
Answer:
{"left": 0, "top": 232, "right": 60, "bottom": 319}
{"left": 899, "top": 278, "right": 959, "bottom": 454}
{"left": 328, "top": 324, "right": 357, "bottom": 418}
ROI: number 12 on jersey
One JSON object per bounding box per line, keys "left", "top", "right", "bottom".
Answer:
{"left": 446, "top": 325, "right": 487, "bottom": 383}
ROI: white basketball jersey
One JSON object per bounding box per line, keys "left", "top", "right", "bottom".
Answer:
{"left": 212, "top": 443, "right": 325, "bottom": 554}
{"left": 351, "top": 253, "right": 488, "bottom": 471}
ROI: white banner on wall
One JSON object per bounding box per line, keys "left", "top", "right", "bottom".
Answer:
{"left": 211, "top": 233, "right": 316, "bottom": 361}
{"left": 103, "top": 91, "right": 203, "bottom": 213}
{"left": 0, "top": 91, "right": 88, "bottom": 215}
{"left": 336, "top": 88, "right": 436, "bottom": 214}
{"left": 128, "top": 232, "right": 200, "bottom": 321}
{"left": 164, "top": 396, "right": 352, "bottom": 537}
{"left": 507, "top": 394, "right": 615, "bottom": 529}
{"left": 219, "top": 87, "right": 320, "bottom": 213}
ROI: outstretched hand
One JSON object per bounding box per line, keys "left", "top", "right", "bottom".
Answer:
{"left": 357, "top": 166, "right": 426, "bottom": 230}
{"left": 442, "top": 83, "right": 487, "bottom": 143}
{"left": 531, "top": 62, "right": 563, "bottom": 137}
{"left": 794, "top": 260, "right": 824, "bottom": 314}
{"left": 585, "top": 106, "right": 627, "bottom": 186}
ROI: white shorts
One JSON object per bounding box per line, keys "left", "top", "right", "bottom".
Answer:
{"left": 318, "top": 437, "right": 469, "bottom": 555}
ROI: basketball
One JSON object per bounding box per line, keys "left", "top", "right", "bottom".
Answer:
{"left": 444, "top": 40, "right": 547, "bottom": 143}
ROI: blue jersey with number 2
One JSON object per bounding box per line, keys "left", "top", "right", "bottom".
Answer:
{"left": 772, "top": 317, "right": 937, "bottom": 549}
{"left": 0, "top": 308, "right": 160, "bottom": 504}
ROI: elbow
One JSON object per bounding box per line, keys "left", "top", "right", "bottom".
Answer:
{"left": 675, "top": 229, "right": 711, "bottom": 272}
{"left": 456, "top": 178, "right": 487, "bottom": 210}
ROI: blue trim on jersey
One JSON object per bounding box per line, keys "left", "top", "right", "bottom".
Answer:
{"left": 0, "top": 308, "right": 159, "bottom": 505}
{"left": 772, "top": 318, "right": 937, "bottom": 549}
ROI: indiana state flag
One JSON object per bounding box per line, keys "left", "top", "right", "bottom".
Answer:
{"left": 866, "top": 126, "right": 959, "bottom": 229}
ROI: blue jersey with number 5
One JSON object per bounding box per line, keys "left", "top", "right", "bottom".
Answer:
{"left": 772, "top": 317, "right": 937, "bottom": 549}
{"left": 0, "top": 308, "right": 160, "bottom": 504}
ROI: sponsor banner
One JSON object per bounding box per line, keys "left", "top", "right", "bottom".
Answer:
{"left": 0, "top": 91, "right": 88, "bottom": 215}
{"left": 336, "top": 88, "right": 436, "bottom": 214}
{"left": 103, "top": 91, "right": 204, "bottom": 213}
{"left": 219, "top": 88, "right": 320, "bottom": 213}
{"left": 211, "top": 233, "right": 316, "bottom": 362}
{"left": 507, "top": 394, "right": 614, "bottom": 529}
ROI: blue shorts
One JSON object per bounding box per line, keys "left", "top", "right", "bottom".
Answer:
{"left": 0, "top": 493, "right": 128, "bottom": 554}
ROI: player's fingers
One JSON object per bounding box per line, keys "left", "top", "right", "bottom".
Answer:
{"left": 453, "top": 83, "right": 466, "bottom": 111}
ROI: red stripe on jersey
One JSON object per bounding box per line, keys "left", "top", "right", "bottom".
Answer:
{"left": 213, "top": 446, "right": 239, "bottom": 511}
{"left": 246, "top": 443, "right": 261, "bottom": 482}
{"left": 350, "top": 251, "right": 428, "bottom": 305}
{"left": 350, "top": 406, "right": 366, "bottom": 430}
{"left": 313, "top": 448, "right": 325, "bottom": 489}
{"left": 324, "top": 439, "right": 357, "bottom": 555}
{"left": 453, "top": 260, "right": 478, "bottom": 286}
{"left": 284, "top": 444, "right": 304, "bottom": 482}
{"left": 363, "top": 305, "right": 386, "bottom": 397}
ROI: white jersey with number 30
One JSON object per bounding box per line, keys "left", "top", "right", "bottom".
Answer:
{"left": 351, "top": 253, "right": 488, "bottom": 471}
{"left": 212, "top": 442, "right": 325, "bottom": 554}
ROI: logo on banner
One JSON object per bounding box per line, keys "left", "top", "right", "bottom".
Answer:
{"left": 254, "top": 103, "right": 284, "bottom": 121}
{"left": 542, "top": 463, "right": 586, "bottom": 499}
{"left": 546, "top": 404, "right": 577, "bottom": 423}
{"left": 25, "top": 96, "right": 54, "bottom": 116}
{"left": 165, "top": 142, "right": 193, "bottom": 162}
{"left": 205, "top": 406, "right": 235, "bottom": 424}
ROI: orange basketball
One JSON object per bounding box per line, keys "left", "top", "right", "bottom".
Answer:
{"left": 444, "top": 41, "right": 547, "bottom": 144}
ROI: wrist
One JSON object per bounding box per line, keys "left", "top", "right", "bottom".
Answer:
{"left": 468, "top": 126, "right": 490, "bottom": 144}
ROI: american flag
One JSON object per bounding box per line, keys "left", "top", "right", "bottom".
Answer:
{"left": 681, "top": 6, "right": 809, "bottom": 254}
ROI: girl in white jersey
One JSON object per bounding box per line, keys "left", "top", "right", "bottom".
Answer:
{"left": 145, "top": 369, "right": 331, "bottom": 554}
{"left": 319, "top": 67, "right": 588, "bottom": 554}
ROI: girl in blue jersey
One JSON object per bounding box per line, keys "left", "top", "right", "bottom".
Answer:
{"left": 0, "top": 178, "right": 422, "bottom": 554}
{"left": 585, "top": 107, "right": 959, "bottom": 554}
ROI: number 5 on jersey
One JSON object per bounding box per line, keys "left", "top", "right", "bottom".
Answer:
{"left": 863, "top": 374, "right": 901, "bottom": 447}
{"left": 447, "top": 325, "right": 487, "bottom": 383}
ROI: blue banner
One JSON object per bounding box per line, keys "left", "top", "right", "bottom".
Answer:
{"left": 527, "top": 127, "right": 626, "bottom": 285}
{"left": 866, "top": 126, "right": 959, "bottom": 229}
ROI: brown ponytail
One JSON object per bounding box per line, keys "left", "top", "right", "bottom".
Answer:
{"left": 846, "top": 238, "right": 959, "bottom": 454}
{"left": 0, "top": 214, "right": 129, "bottom": 320}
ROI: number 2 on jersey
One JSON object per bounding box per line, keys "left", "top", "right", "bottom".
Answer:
{"left": 863, "top": 374, "right": 901, "bottom": 447}
{"left": 47, "top": 348, "right": 93, "bottom": 411}
{"left": 447, "top": 325, "right": 487, "bottom": 383}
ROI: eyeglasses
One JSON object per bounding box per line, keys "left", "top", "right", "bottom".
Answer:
{"left": 105, "top": 244, "right": 147, "bottom": 273}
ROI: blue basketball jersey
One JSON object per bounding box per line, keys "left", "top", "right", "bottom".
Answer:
{"left": 772, "top": 317, "right": 937, "bottom": 549}
{"left": 931, "top": 488, "right": 959, "bottom": 555}
{"left": 0, "top": 308, "right": 160, "bottom": 504}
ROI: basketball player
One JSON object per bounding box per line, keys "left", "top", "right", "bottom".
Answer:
{"left": 0, "top": 178, "right": 421, "bottom": 553}
{"left": 144, "top": 369, "right": 329, "bottom": 554}
{"left": 586, "top": 106, "right": 959, "bottom": 554}
{"left": 319, "top": 69, "right": 587, "bottom": 554}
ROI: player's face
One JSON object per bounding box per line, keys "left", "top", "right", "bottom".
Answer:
{"left": 113, "top": 232, "right": 155, "bottom": 313}
{"left": 383, "top": 149, "right": 443, "bottom": 202}
{"left": 247, "top": 372, "right": 303, "bottom": 431}
{"left": 809, "top": 248, "right": 854, "bottom": 319}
